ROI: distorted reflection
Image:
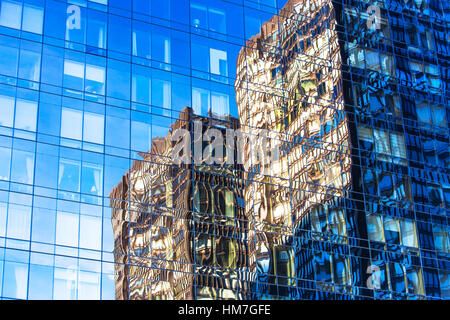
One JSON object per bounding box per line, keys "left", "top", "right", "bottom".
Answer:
{"left": 235, "top": 0, "right": 351, "bottom": 298}
{"left": 107, "top": 0, "right": 442, "bottom": 300}
{"left": 110, "top": 107, "right": 248, "bottom": 299}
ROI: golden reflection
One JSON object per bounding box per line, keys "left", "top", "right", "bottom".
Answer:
{"left": 235, "top": 0, "right": 352, "bottom": 290}
{"left": 110, "top": 0, "right": 353, "bottom": 300}
{"left": 110, "top": 108, "right": 249, "bottom": 300}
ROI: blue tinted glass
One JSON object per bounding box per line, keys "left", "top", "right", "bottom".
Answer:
{"left": 108, "top": 14, "right": 131, "bottom": 54}
{"left": 28, "top": 264, "right": 54, "bottom": 300}
{"left": 2, "top": 261, "right": 29, "bottom": 299}
{"left": 0, "top": 0, "right": 447, "bottom": 301}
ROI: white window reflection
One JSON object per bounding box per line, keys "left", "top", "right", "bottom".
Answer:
{"left": 0, "top": 94, "right": 15, "bottom": 128}
{"left": 211, "top": 91, "right": 229, "bottom": 117}
{"left": 0, "top": 0, "right": 43, "bottom": 34}
{"left": 210, "top": 48, "right": 228, "bottom": 78}
{"left": 79, "top": 215, "right": 102, "bottom": 250}
{"left": 64, "top": 60, "right": 84, "bottom": 91}
{"left": 22, "top": 3, "right": 43, "bottom": 34}
{"left": 6, "top": 204, "right": 31, "bottom": 240}
{"left": 14, "top": 99, "right": 37, "bottom": 132}
{"left": 366, "top": 214, "right": 385, "bottom": 242}
{"left": 0, "top": 147, "right": 10, "bottom": 181}
{"left": 56, "top": 211, "right": 79, "bottom": 247}
{"left": 380, "top": 53, "right": 395, "bottom": 76}
{"left": 58, "top": 159, "right": 81, "bottom": 199}
{"left": 348, "top": 47, "right": 365, "bottom": 69}
{"left": 64, "top": 60, "right": 84, "bottom": 78}
{"left": 53, "top": 267, "right": 77, "bottom": 300}
{"left": 81, "top": 163, "right": 103, "bottom": 197}
{"left": 2, "top": 261, "right": 28, "bottom": 299}
{"left": 359, "top": 126, "right": 407, "bottom": 164}
{"left": 192, "top": 87, "right": 230, "bottom": 117}
{"left": 0, "top": 95, "right": 38, "bottom": 132}
{"left": 61, "top": 107, "right": 83, "bottom": 141}
{"left": 58, "top": 159, "right": 81, "bottom": 194}
{"left": 384, "top": 216, "right": 401, "bottom": 245}
{"left": 64, "top": 59, "right": 105, "bottom": 95}
{"left": 400, "top": 219, "right": 418, "bottom": 248}
{"left": 83, "top": 112, "right": 104, "bottom": 144}
{"left": 78, "top": 271, "right": 101, "bottom": 300}
{"left": 61, "top": 107, "right": 104, "bottom": 145}
{"left": 389, "top": 132, "right": 407, "bottom": 160}
{"left": 365, "top": 49, "right": 380, "bottom": 72}
{"left": 191, "top": 3, "right": 226, "bottom": 34}
{"left": 0, "top": 202, "right": 6, "bottom": 237}
{"left": 373, "top": 129, "right": 390, "bottom": 155}
{"left": 0, "top": 0, "right": 22, "bottom": 30}
{"left": 192, "top": 87, "right": 210, "bottom": 115}
{"left": 367, "top": 213, "right": 420, "bottom": 249}
{"left": 11, "top": 149, "right": 34, "bottom": 185}
{"left": 85, "top": 64, "right": 105, "bottom": 95}
{"left": 19, "top": 47, "right": 41, "bottom": 83}
{"left": 328, "top": 209, "right": 347, "bottom": 237}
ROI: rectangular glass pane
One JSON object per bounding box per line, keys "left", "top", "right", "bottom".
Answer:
{"left": 58, "top": 159, "right": 81, "bottom": 193}
{"left": 61, "top": 108, "right": 83, "bottom": 140}
{"left": 2, "top": 261, "right": 28, "bottom": 299}
{"left": 0, "top": 0, "right": 22, "bottom": 29}
{"left": 85, "top": 64, "right": 105, "bottom": 95}
{"left": 28, "top": 264, "right": 54, "bottom": 300}
{"left": 384, "top": 216, "right": 400, "bottom": 245}
{"left": 81, "top": 163, "right": 103, "bottom": 197}
{"left": 22, "top": 4, "right": 44, "bottom": 34}
{"left": 6, "top": 204, "right": 31, "bottom": 240}
{"left": 400, "top": 219, "right": 418, "bottom": 248}
{"left": 10, "top": 149, "right": 34, "bottom": 184}
{"left": 0, "top": 146, "right": 11, "bottom": 181}
{"left": 14, "top": 99, "right": 37, "bottom": 131}
{"left": 366, "top": 214, "right": 385, "bottom": 242}
{"left": 55, "top": 211, "right": 79, "bottom": 247}
{"left": 83, "top": 112, "right": 104, "bottom": 144}
{"left": 0, "top": 95, "right": 15, "bottom": 127}
{"left": 79, "top": 215, "right": 102, "bottom": 250}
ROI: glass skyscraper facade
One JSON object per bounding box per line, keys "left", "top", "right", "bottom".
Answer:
{"left": 0, "top": 0, "right": 448, "bottom": 300}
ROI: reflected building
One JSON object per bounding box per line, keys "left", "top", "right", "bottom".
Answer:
{"left": 110, "top": 107, "right": 250, "bottom": 300}
{"left": 0, "top": 0, "right": 448, "bottom": 301}
{"left": 110, "top": 0, "right": 449, "bottom": 300}
{"left": 233, "top": 0, "right": 449, "bottom": 299}
{"left": 235, "top": 0, "right": 352, "bottom": 298}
